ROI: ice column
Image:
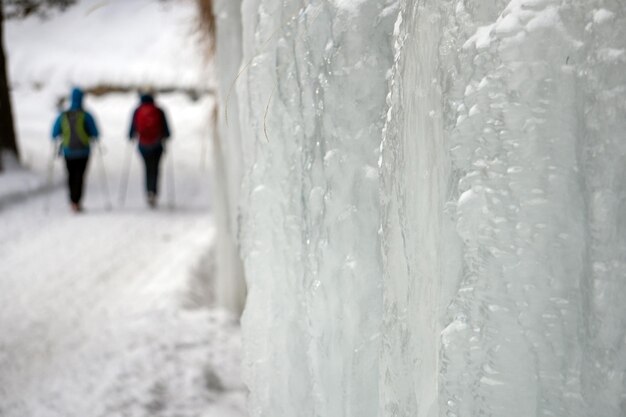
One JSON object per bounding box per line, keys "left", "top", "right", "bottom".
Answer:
{"left": 237, "top": 1, "right": 398, "bottom": 416}
{"left": 381, "top": 1, "right": 626, "bottom": 416}
{"left": 380, "top": 1, "right": 459, "bottom": 416}
{"left": 576, "top": 3, "right": 626, "bottom": 414}
{"left": 211, "top": 0, "right": 247, "bottom": 315}
{"left": 230, "top": 0, "right": 626, "bottom": 416}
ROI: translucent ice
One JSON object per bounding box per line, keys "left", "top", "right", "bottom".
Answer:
{"left": 382, "top": 1, "right": 626, "bottom": 416}
{"left": 211, "top": 0, "right": 247, "bottom": 314}
{"left": 236, "top": 1, "right": 398, "bottom": 416}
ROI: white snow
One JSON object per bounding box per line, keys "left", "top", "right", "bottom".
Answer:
{"left": 5, "top": 0, "right": 212, "bottom": 96}
{"left": 0, "top": 152, "right": 48, "bottom": 207}
{"left": 1, "top": 1, "right": 246, "bottom": 416}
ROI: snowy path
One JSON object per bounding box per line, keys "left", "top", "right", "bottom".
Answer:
{"left": 0, "top": 93, "right": 247, "bottom": 417}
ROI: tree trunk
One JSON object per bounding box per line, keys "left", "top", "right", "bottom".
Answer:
{"left": 0, "top": 6, "right": 19, "bottom": 171}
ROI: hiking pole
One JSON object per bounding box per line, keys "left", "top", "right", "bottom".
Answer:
{"left": 43, "top": 141, "right": 58, "bottom": 213}
{"left": 96, "top": 142, "right": 113, "bottom": 211}
{"left": 166, "top": 141, "right": 176, "bottom": 210}
{"left": 199, "top": 134, "right": 208, "bottom": 171}
{"left": 118, "top": 141, "right": 133, "bottom": 208}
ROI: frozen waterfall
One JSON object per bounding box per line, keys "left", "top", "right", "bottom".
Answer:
{"left": 212, "top": 0, "right": 626, "bottom": 416}
{"left": 382, "top": 1, "right": 626, "bottom": 416}
{"left": 211, "top": 0, "right": 247, "bottom": 315}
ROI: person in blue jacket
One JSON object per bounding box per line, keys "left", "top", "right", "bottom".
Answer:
{"left": 51, "top": 87, "right": 99, "bottom": 212}
{"left": 128, "top": 92, "right": 170, "bottom": 207}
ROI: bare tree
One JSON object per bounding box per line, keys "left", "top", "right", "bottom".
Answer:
{"left": 0, "top": 4, "right": 17, "bottom": 171}
{"left": 0, "top": 0, "right": 77, "bottom": 171}
{"left": 196, "top": 0, "right": 215, "bottom": 54}
{"left": 4, "top": 0, "right": 76, "bottom": 19}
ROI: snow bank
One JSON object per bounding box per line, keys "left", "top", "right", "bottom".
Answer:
{"left": 5, "top": 0, "right": 211, "bottom": 96}
{"left": 0, "top": 151, "right": 52, "bottom": 208}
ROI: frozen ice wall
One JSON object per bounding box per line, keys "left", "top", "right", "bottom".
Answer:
{"left": 237, "top": 1, "right": 397, "bottom": 416}
{"left": 223, "top": 0, "right": 626, "bottom": 416}
{"left": 382, "top": 0, "right": 626, "bottom": 416}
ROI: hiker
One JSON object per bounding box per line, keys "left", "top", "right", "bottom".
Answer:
{"left": 51, "top": 87, "right": 99, "bottom": 212}
{"left": 128, "top": 92, "right": 171, "bottom": 208}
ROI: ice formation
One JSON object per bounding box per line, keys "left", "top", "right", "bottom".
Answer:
{"left": 213, "top": 0, "right": 626, "bottom": 416}
{"left": 236, "top": 1, "right": 397, "bottom": 415}
{"left": 211, "top": 0, "right": 247, "bottom": 314}
{"left": 381, "top": 2, "right": 626, "bottom": 416}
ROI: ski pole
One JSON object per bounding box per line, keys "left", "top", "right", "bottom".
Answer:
{"left": 166, "top": 141, "right": 176, "bottom": 209}
{"left": 118, "top": 141, "right": 133, "bottom": 207}
{"left": 202, "top": 104, "right": 218, "bottom": 171}
{"left": 43, "top": 141, "right": 58, "bottom": 213}
{"left": 96, "top": 142, "right": 113, "bottom": 211}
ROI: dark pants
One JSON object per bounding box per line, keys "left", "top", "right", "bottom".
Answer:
{"left": 139, "top": 145, "right": 163, "bottom": 195}
{"left": 65, "top": 156, "right": 89, "bottom": 204}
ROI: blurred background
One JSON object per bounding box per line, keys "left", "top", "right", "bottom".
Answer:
{"left": 0, "top": 1, "right": 247, "bottom": 416}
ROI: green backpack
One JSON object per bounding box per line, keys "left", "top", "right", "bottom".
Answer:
{"left": 61, "top": 110, "right": 90, "bottom": 150}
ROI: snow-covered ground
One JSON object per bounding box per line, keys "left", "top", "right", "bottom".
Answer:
{"left": 6, "top": 0, "right": 211, "bottom": 95}
{"left": 1, "top": 1, "right": 246, "bottom": 416}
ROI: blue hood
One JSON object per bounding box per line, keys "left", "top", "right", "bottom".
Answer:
{"left": 70, "top": 88, "right": 83, "bottom": 110}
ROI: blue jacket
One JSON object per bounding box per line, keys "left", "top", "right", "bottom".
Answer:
{"left": 129, "top": 94, "right": 171, "bottom": 152}
{"left": 51, "top": 88, "right": 99, "bottom": 159}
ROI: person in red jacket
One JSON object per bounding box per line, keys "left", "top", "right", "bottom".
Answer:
{"left": 129, "top": 93, "right": 171, "bottom": 207}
